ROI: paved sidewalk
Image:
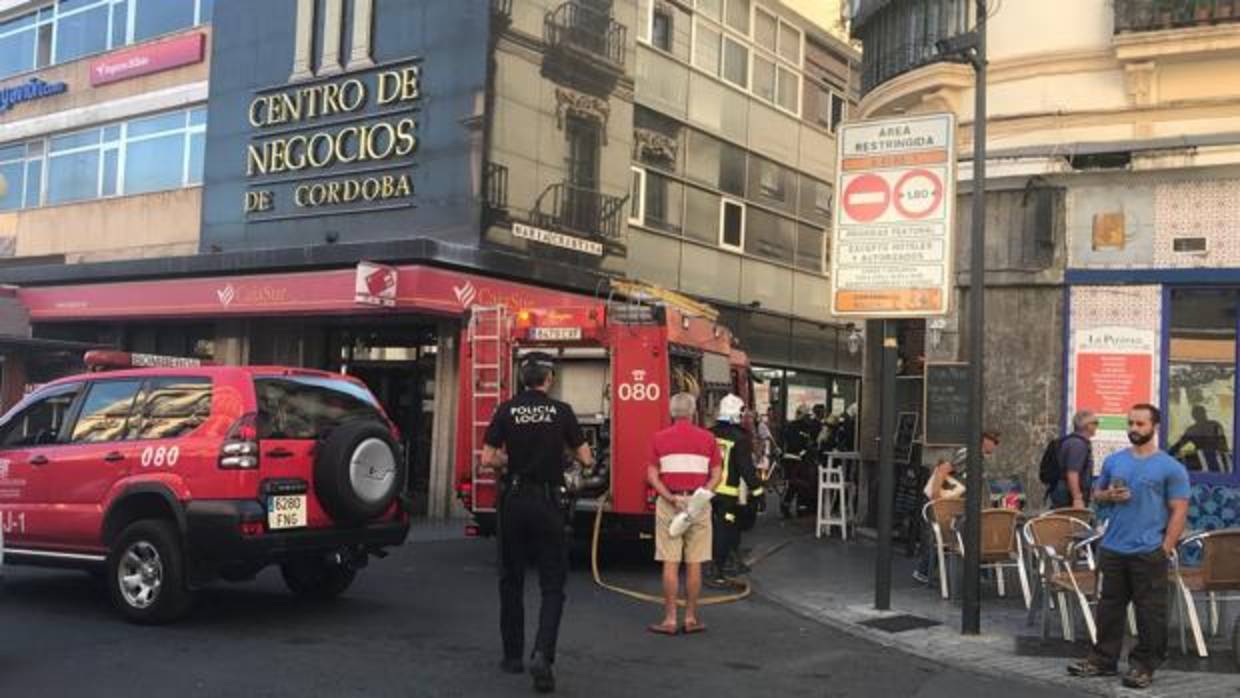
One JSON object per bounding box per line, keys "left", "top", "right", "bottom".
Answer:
{"left": 745, "top": 517, "right": 1239, "bottom": 698}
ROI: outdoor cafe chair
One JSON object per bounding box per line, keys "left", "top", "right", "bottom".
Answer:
{"left": 1024, "top": 515, "right": 1101, "bottom": 642}
{"left": 922, "top": 498, "right": 965, "bottom": 600}
{"left": 1045, "top": 507, "right": 1097, "bottom": 567}
{"left": 1172, "top": 529, "right": 1240, "bottom": 659}
{"left": 952, "top": 508, "right": 1032, "bottom": 609}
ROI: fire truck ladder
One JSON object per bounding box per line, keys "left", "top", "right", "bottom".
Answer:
{"left": 469, "top": 305, "right": 508, "bottom": 513}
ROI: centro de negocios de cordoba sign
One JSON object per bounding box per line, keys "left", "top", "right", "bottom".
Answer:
{"left": 243, "top": 61, "right": 421, "bottom": 219}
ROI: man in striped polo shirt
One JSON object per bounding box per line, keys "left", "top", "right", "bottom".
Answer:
{"left": 646, "top": 392, "right": 722, "bottom": 635}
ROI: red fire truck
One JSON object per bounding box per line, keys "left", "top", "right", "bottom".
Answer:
{"left": 455, "top": 294, "right": 749, "bottom": 538}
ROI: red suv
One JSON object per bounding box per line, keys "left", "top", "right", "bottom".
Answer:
{"left": 0, "top": 359, "right": 410, "bottom": 623}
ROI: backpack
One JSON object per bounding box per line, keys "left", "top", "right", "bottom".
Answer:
{"left": 1038, "top": 434, "right": 1085, "bottom": 491}
{"left": 1038, "top": 436, "right": 1065, "bottom": 490}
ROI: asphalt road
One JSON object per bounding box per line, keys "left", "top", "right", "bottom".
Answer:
{"left": 0, "top": 528, "right": 1087, "bottom": 698}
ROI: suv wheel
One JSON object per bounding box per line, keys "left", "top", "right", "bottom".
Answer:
{"left": 281, "top": 557, "right": 357, "bottom": 600}
{"left": 315, "top": 420, "right": 405, "bottom": 524}
{"left": 107, "top": 519, "right": 195, "bottom": 624}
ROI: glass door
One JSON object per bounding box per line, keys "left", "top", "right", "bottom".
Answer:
{"left": 1166, "top": 288, "right": 1236, "bottom": 478}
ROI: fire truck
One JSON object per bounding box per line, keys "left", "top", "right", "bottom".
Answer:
{"left": 455, "top": 288, "right": 750, "bottom": 539}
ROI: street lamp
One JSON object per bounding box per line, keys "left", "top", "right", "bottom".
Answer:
{"left": 936, "top": 0, "right": 989, "bottom": 637}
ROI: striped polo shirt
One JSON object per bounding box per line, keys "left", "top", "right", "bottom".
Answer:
{"left": 650, "top": 419, "right": 721, "bottom": 493}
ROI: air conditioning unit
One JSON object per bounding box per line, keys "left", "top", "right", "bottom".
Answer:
{"left": 1172, "top": 236, "right": 1209, "bottom": 256}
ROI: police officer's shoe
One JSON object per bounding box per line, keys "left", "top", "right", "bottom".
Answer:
{"left": 529, "top": 651, "right": 555, "bottom": 693}
{"left": 500, "top": 658, "right": 524, "bottom": 674}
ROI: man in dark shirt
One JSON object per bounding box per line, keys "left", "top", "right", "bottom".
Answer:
{"left": 482, "top": 352, "right": 592, "bottom": 694}
{"left": 1169, "top": 405, "right": 1230, "bottom": 472}
{"left": 1050, "top": 410, "right": 1098, "bottom": 509}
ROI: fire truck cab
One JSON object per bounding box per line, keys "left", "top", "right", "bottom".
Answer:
{"left": 455, "top": 295, "right": 749, "bottom": 539}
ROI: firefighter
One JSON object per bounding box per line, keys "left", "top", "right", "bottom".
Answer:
{"left": 707, "top": 394, "right": 764, "bottom": 588}
{"left": 780, "top": 404, "right": 818, "bottom": 517}
{"left": 482, "top": 352, "right": 593, "bottom": 694}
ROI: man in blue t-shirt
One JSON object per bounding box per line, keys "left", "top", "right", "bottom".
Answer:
{"left": 1067, "top": 404, "right": 1190, "bottom": 690}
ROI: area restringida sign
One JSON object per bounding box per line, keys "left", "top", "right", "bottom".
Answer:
{"left": 830, "top": 113, "right": 957, "bottom": 318}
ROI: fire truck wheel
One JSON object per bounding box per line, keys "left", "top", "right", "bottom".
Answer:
{"left": 315, "top": 420, "right": 405, "bottom": 524}
{"left": 107, "top": 519, "right": 195, "bottom": 625}
{"left": 281, "top": 557, "right": 357, "bottom": 600}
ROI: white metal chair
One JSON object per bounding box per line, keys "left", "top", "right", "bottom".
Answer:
{"left": 816, "top": 459, "right": 849, "bottom": 540}
{"left": 1024, "top": 515, "right": 1101, "bottom": 642}
{"left": 922, "top": 498, "right": 965, "bottom": 599}
{"left": 1172, "top": 529, "right": 1240, "bottom": 659}
{"left": 953, "top": 508, "right": 1032, "bottom": 609}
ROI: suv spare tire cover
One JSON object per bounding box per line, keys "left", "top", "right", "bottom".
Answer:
{"left": 315, "top": 420, "right": 404, "bottom": 524}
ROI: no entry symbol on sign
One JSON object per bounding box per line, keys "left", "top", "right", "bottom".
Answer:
{"left": 893, "top": 169, "right": 944, "bottom": 220}
{"left": 843, "top": 173, "right": 891, "bottom": 223}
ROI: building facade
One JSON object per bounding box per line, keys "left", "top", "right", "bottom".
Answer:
{"left": 850, "top": 0, "right": 1240, "bottom": 520}
{"left": 0, "top": 0, "right": 859, "bottom": 518}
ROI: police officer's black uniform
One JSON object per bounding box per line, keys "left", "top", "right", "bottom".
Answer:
{"left": 483, "top": 355, "right": 586, "bottom": 693}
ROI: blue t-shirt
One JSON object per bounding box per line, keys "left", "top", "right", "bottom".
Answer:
{"left": 1096, "top": 449, "right": 1191, "bottom": 555}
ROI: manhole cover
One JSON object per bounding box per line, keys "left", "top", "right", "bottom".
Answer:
{"left": 859, "top": 614, "right": 941, "bottom": 633}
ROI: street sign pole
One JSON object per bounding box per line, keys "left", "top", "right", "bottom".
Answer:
{"left": 875, "top": 320, "right": 897, "bottom": 611}
{"left": 962, "top": 0, "right": 988, "bottom": 636}
{"left": 831, "top": 105, "right": 957, "bottom": 616}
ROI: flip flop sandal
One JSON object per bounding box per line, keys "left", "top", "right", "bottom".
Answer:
{"left": 647, "top": 623, "right": 679, "bottom": 636}
{"left": 683, "top": 620, "right": 708, "bottom": 634}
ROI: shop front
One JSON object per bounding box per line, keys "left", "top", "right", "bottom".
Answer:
{"left": 16, "top": 262, "right": 592, "bottom": 519}
{"left": 1066, "top": 277, "right": 1240, "bottom": 531}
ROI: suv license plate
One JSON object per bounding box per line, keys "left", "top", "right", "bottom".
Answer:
{"left": 268, "top": 494, "right": 307, "bottom": 530}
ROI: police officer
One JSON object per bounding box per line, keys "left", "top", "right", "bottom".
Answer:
{"left": 482, "top": 352, "right": 592, "bottom": 694}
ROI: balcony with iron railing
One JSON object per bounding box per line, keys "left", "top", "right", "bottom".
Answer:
{"left": 1115, "top": 0, "right": 1240, "bottom": 33}
{"left": 544, "top": 1, "right": 627, "bottom": 74}
{"left": 531, "top": 183, "right": 627, "bottom": 242}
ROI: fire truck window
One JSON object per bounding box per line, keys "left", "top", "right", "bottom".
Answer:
{"left": 0, "top": 386, "right": 81, "bottom": 448}
{"left": 255, "top": 377, "right": 384, "bottom": 439}
{"left": 71, "top": 380, "right": 143, "bottom": 444}
{"left": 128, "top": 377, "right": 213, "bottom": 440}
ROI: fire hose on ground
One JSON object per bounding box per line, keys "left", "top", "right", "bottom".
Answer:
{"left": 589, "top": 491, "right": 751, "bottom": 606}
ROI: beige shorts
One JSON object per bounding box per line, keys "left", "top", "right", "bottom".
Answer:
{"left": 654, "top": 496, "right": 712, "bottom": 564}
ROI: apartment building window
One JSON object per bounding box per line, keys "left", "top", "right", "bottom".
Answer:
{"left": 629, "top": 167, "right": 646, "bottom": 224}
{"left": 652, "top": 5, "right": 672, "bottom": 51}
{"left": 644, "top": 170, "right": 684, "bottom": 235}
{"left": 720, "top": 199, "right": 745, "bottom": 250}
{"left": 0, "top": 0, "right": 211, "bottom": 81}
{"left": 724, "top": 0, "right": 750, "bottom": 33}
{"left": 746, "top": 206, "right": 794, "bottom": 264}
{"left": 795, "top": 223, "right": 826, "bottom": 273}
{"left": 693, "top": 19, "right": 721, "bottom": 73}
{"left": 642, "top": 1, "right": 805, "bottom": 117}
{"left": 5, "top": 106, "right": 204, "bottom": 208}
{"left": 798, "top": 174, "right": 831, "bottom": 225}
{"left": 749, "top": 156, "right": 794, "bottom": 213}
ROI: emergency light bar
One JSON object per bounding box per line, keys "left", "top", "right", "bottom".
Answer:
{"left": 84, "top": 350, "right": 211, "bottom": 371}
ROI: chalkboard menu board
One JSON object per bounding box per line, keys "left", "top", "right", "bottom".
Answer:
{"left": 924, "top": 362, "right": 970, "bottom": 446}
{"left": 894, "top": 412, "right": 919, "bottom": 465}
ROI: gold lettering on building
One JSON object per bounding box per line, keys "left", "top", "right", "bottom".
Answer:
{"left": 245, "top": 62, "right": 421, "bottom": 214}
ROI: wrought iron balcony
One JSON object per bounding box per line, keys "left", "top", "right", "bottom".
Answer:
{"left": 532, "top": 183, "right": 627, "bottom": 241}
{"left": 860, "top": 41, "right": 942, "bottom": 95}
{"left": 491, "top": 0, "right": 512, "bottom": 27}
{"left": 1115, "top": 0, "right": 1240, "bottom": 34}
{"left": 544, "top": 1, "right": 627, "bottom": 73}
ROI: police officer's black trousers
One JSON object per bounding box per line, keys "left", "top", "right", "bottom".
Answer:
{"left": 499, "top": 487, "right": 568, "bottom": 663}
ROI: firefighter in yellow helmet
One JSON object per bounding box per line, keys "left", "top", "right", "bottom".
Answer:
{"left": 707, "top": 394, "right": 764, "bottom": 588}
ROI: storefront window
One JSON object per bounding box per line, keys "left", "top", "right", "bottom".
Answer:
{"left": 1, "top": 0, "right": 210, "bottom": 81}
{"left": 9, "top": 106, "right": 205, "bottom": 207}
{"left": 53, "top": 1, "right": 110, "bottom": 63}
{"left": 133, "top": 0, "right": 196, "bottom": 43}
{"left": 1168, "top": 288, "right": 1237, "bottom": 477}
